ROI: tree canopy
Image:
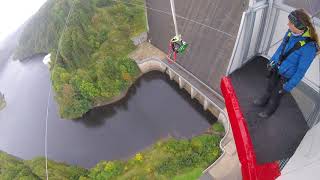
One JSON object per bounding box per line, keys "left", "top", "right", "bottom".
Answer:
{"left": 15, "top": 0, "right": 146, "bottom": 119}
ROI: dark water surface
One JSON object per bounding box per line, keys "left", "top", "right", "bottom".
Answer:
{"left": 0, "top": 56, "right": 216, "bottom": 168}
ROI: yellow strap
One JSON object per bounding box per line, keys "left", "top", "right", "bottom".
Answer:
{"left": 299, "top": 41, "right": 306, "bottom": 46}
{"left": 287, "top": 32, "right": 307, "bottom": 46}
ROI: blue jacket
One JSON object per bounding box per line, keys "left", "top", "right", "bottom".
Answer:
{"left": 271, "top": 29, "right": 318, "bottom": 92}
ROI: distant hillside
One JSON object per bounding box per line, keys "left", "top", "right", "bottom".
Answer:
{"left": 14, "top": 0, "right": 146, "bottom": 119}
{"left": 14, "top": 0, "right": 70, "bottom": 60}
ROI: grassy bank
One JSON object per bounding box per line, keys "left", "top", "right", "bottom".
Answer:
{"left": 0, "top": 123, "right": 224, "bottom": 180}
{"left": 0, "top": 151, "right": 88, "bottom": 180}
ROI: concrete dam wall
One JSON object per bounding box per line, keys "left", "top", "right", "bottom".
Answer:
{"left": 146, "top": 0, "right": 248, "bottom": 93}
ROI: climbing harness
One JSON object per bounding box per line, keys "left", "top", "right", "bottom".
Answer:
{"left": 168, "top": 34, "right": 188, "bottom": 63}
{"left": 167, "top": 0, "right": 188, "bottom": 63}
{"left": 267, "top": 30, "right": 315, "bottom": 77}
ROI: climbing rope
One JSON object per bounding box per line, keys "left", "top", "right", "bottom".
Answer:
{"left": 113, "top": 0, "right": 319, "bottom": 60}
{"left": 170, "top": 0, "right": 179, "bottom": 37}
{"left": 168, "top": 0, "right": 181, "bottom": 63}
{"left": 44, "top": 1, "right": 76, "bottom": 179}
{"left": 167, "top": 0, "right": 189, "bottom": 63}
{"left": 111, "top": 0, "right": 236, "bottom": 39}
{"left": 111, "top": 0, "right": 237, "bottom": 63}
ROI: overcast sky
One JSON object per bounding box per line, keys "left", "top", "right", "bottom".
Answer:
{"left": 0, "top": 0, "right": 47, "bottom": 42}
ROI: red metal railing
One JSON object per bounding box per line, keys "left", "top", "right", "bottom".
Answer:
{"left": 220, "top": 77, "right": 280, "bottom": 180}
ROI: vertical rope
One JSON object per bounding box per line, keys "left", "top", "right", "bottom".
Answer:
{"left": 44, "top": 88, "right": 51, "bottom": 180}
{"left": 44, "top": 1, "right": 76, "bottom": 179}
{"left": 170, "top": 0, "right": 179, "bottom": 36}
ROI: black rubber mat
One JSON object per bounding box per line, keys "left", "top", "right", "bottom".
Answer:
{"left": 230, "top": 56, "right": 309, "bottom": 163}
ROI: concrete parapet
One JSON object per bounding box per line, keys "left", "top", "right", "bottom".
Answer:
{"left": 0, "top": 93, "right": 6, "bottom": 111}
{"left": 136, "top": 58, "right": 166, "bottom": 73}
{"left": 190, "top": 87, "right": 197, "bottom": 99}
{"left": 178, "top": 76, "right": 185, "bottom": 89}
{"left": 203, "top": 98, "right": 209, "bottom": 111}
{"left": 168, "top": 69, "right": 175, "bottom": 80}
{"left": 201, "top": 109, "right": 241, "bottom": 180}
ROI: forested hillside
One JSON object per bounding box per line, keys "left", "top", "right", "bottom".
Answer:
{"left": 15, "top": 0, "right": 146, "bottom": 119}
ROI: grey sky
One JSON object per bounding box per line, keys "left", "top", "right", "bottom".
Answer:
{"left": 0, "top": 0, "right": 47, "bottom": 41}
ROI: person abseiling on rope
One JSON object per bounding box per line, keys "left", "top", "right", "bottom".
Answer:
{"left": 168, "top": 34, "right": 188, "bottom": 62}
{"left": 254, "top": 9, "right": 320, "bottom": 118}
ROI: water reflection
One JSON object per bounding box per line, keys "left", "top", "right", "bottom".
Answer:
{"left": 0, "top": 57, "right": 217, "bottom": 168}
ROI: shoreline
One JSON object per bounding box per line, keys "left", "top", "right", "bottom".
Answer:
{"left": 90, "top": 42, "right": 167, "bottom": 111}
{"left": 92, "top": 73, "right": 143, "bottom": 108}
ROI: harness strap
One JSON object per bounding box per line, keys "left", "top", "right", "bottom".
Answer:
{"left": 278, "top": 32, "right": 314, "bottom": 67}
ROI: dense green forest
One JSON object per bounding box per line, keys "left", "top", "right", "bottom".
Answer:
{"left": 0, "top": 123, "right": 224, "bottom": 180}
{"left": 14, "top": 0, "right": 146, "bottom": 119}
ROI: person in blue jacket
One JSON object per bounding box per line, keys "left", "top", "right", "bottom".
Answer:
{"left": 254, "top": 9, "right": 319, "bottom": 118}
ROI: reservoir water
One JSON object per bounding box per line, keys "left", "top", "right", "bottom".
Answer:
{"left": 0, "top": 55, "right": 216, "bottom": 168}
